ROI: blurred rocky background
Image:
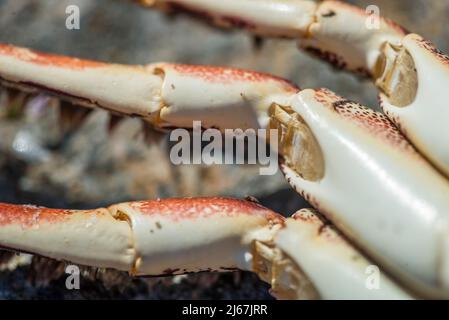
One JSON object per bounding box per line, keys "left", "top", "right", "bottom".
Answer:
{"left": 0, "top": 0, "right": 448, "bottom": 299}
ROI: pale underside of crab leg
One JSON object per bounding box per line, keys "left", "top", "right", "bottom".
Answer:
{"left": 0, "top": 198, "right": 410, "bottom": 300}
{"left": 273, "top": 209, "right": 410, "bottom": 300}
{"left": 0, "top": 43, "right": 297, "bottom": 131}
{"left": 377, "top": 34, "right": 449, "bottom": 177}
{"left": 271, "top": 88, "right": 449, "bottom": 297}
{"left": 141, "top": 0, "right": 449, "bottom": 177}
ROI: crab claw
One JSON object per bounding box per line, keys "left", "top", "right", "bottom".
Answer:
{"left": 271, "top": 89, "right": 449, "bottom": 297}
{"left": 377, "top": 34, "right": 449, "bottom": 177}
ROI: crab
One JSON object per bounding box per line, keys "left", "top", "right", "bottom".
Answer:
{"left": 0, "top": 0, "right": 449, "bottom": 299}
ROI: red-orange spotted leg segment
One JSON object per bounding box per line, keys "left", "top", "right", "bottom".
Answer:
{"left": 0, "top": 203, "right": 135, "bottom": 271}
{"left": 109, "top": 197, "right": 285, "bottom": 276}
{"left": 378, "top": 34, "right": 449, "bottom": 177}
{"left": 151, "top": 63, "right": 298, "bottom": 130}
{"left": 0, "top": 43, "right": 162, "bottom": 117}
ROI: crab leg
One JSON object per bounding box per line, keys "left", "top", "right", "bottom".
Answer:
{"left": 270, "top": 88, "right": 449, "bottom": 297}
{"left": 0, "top": 44, "right": 297, "bottom": 131}
{"left": 0, "top": 198, "right": 411, "bottom": 299}
{"left": 273, "top": 209, "right": 410, "bottom": 299}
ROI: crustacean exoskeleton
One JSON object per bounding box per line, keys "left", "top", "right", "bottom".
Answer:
{"left": 1, "top": 0, "right": 449, "bottom": 299}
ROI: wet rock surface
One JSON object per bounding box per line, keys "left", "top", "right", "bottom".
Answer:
{"left": 0, "top": 0, "right": 447, "bottom": 300}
